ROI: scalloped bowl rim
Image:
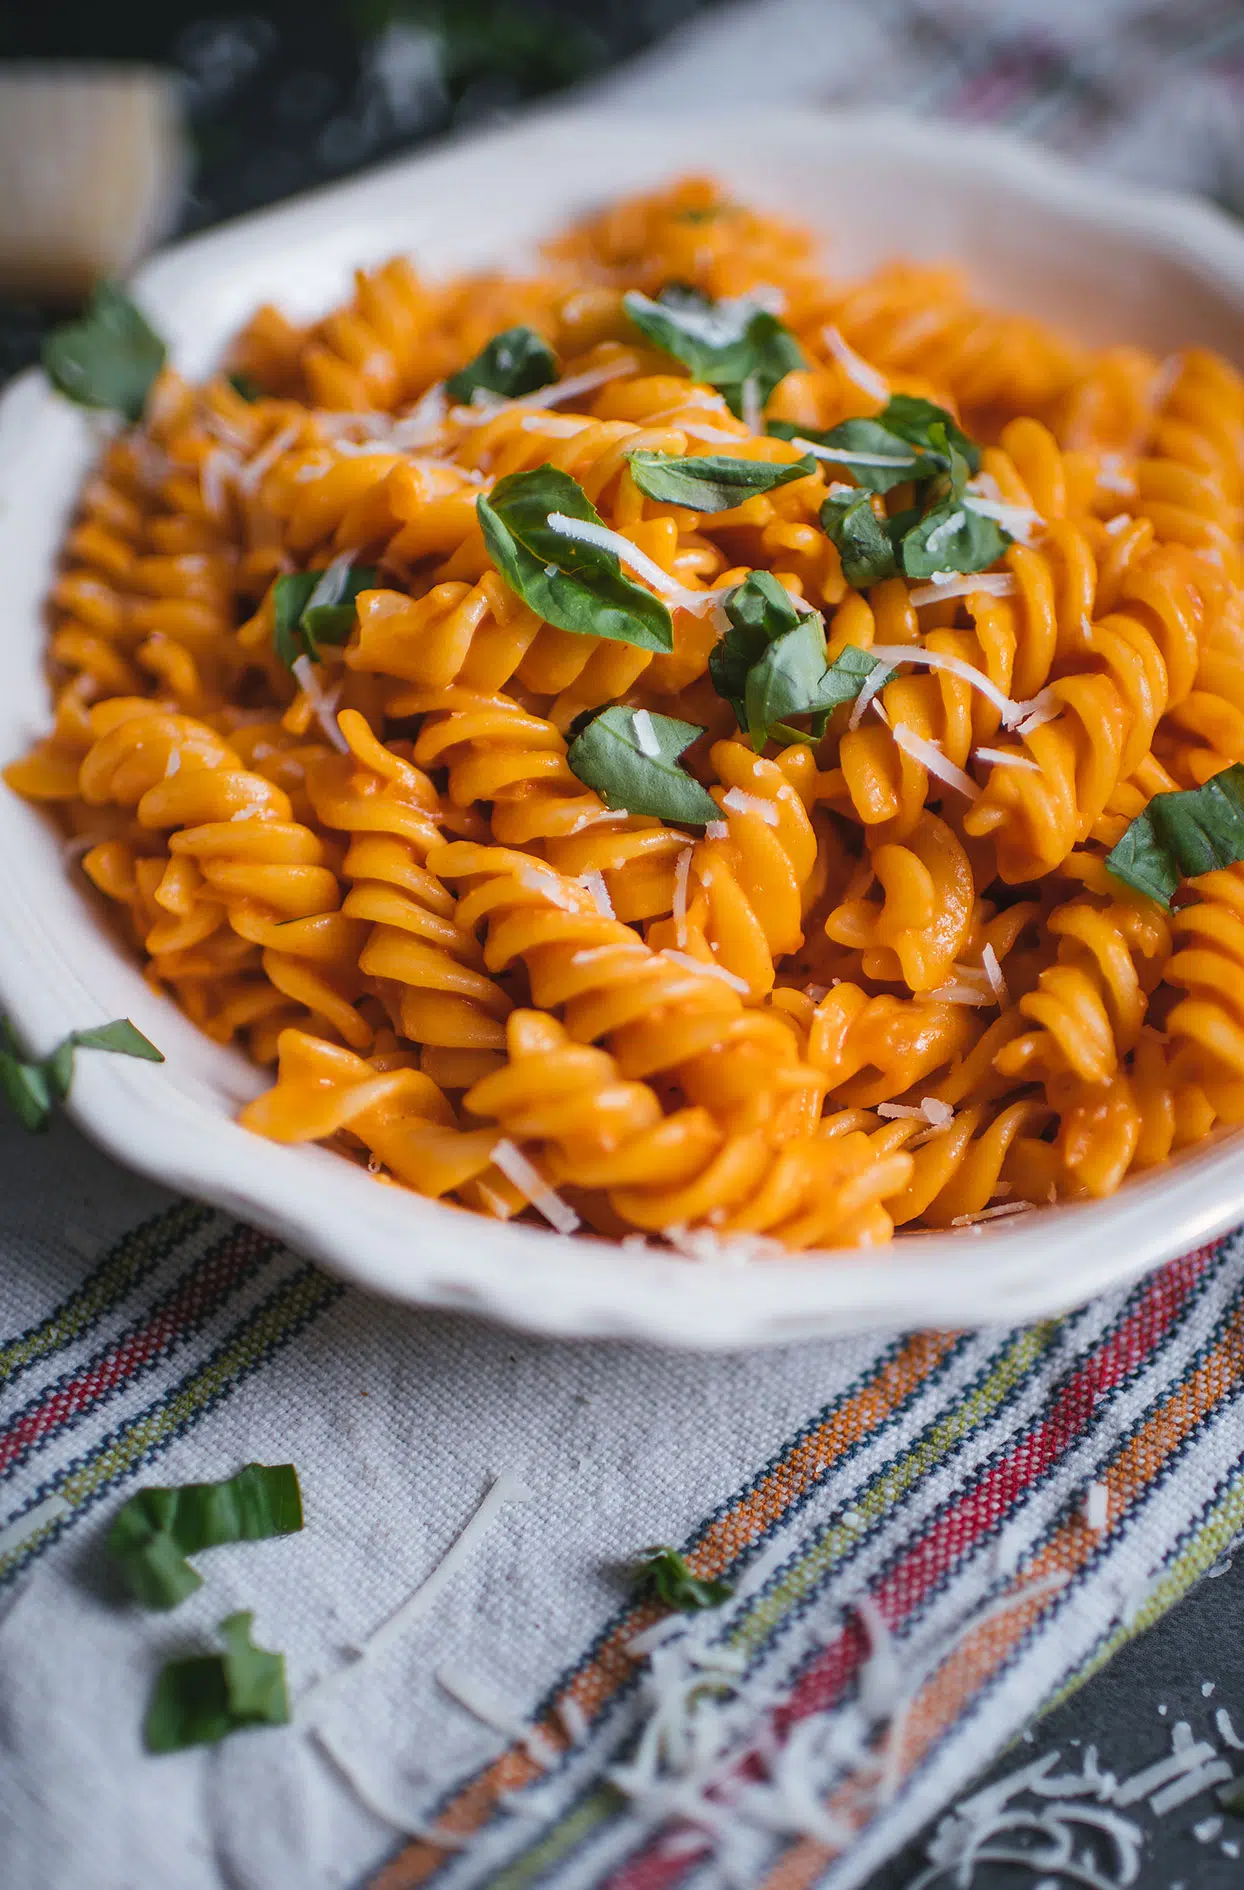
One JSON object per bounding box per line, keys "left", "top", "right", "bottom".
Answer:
{"left": 3, "top": 104, "right": 1244, "bottom": 1349}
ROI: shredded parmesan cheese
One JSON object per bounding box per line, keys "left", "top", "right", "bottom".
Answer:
{"left": 704, "top": 820, "right": 730, "bottom": 840}
{"left": 981, "top": 943, "right": 1010, "bottom": 1009}
{"left": 792, "top": 438, "right": 915, "bottom": 469}
{"left": 199, "top": 447, "right": 236, "bottom": 520}
{"left": 490, "top": 1139, "right": 580, "bottom": 1235}
{"left": 721, "top": 786, "right": 779, "bottom": 826}
{"left": 865, "top": 644, "right": 1021, "bottom": 727}
{"left": 290, "top": 656, "right": 349, "bottom": 753}
{"left": 543, "top": 513, "right": 716, "bottom": 612}
{"left": 660, "top": 949, "right": 749, "bottom": 995}
{"left": 1104, "top": 511, "right": 1132, "bottom": 535}
{"left": 951, "top": 1201, "right": 1036, "bottom": 1226}
{"left": 632, "top": 708, "right": 660, "bottom": 757}
{"left": 236, "top": 421, "right": 301, "bottom": 494}
{"left": 821, "top": 324, "right": 889, "bottom": 401}
{"left": 963, "top": 494, "right": 1044, "bottom": 541}
{"left": 436, "top": 1664, "right": 558, "bottom": 1769}
{"left": 579, "top": 870, "right": 614, "bottom": 918}
{"left": 672, "top": 846, "right": 693, "bottom": 948}
{"left": 1097, "top": 452, "right": 1135, "bottom": 495}
{"left": 846, "top": 658, "right": 896, "bottom": 730}
{"left": 890, "top": 723, "right": 979, "bottom": 800}
{"left": 975, "top": 745, "right": 1039, "bottom": 772}
{"left": 740, "top": 375, "right": 763, "bottom": 434}
{"left": 908, "top": 572, "right": 1017, "bottom": 606}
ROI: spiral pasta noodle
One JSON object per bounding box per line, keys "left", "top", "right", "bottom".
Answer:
{"left": 12, "top": 173, "right": 1244, "bottom": 1256}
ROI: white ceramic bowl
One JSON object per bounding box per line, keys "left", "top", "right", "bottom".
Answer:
{"left": 4, "top": 105, "right": 1244, "bottom": 1349}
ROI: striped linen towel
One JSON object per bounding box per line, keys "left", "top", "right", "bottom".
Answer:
{"left": 2, "top": 1105, "right": 1244, "bottom": 1890}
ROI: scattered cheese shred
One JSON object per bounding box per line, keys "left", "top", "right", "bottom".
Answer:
{"left": 822, "top": 323, "right": 889, "bottom": 401}
{"left": 865, "top": 644, "right": 1021, "bottom": 727}
{"left": 950, "top": 1201, "right": 1036, "bottom": 1226}
{"left": 299, "top": 1471, "right": 532, "bottom": 1717}
{"left": 890, "top": 722, "right": 979, "bottom": 800}
{"left": 199, "top": 447, "right": 236, "bottom": 520}
{"left": 848, "top": 658, "right": 897, "bottom": 730}
{"left": 660, "top": 949, "right": 750, "bottom": 995}
{"left": 436, "top": 1663, "right": 558, "bottom": 1769}
{"left": 490, "top": 1138, "right": 580, "bottom": 1235}
{"left": 236, "top": 421, "right": 301, "bottom": 494}
{"left": 1216, "top": 1706, "right": 1244, "bottom": 1750}
{"left": 963, "top": 493, "right": 1044, "bottom": 541}
{"left": 0, "top": 1491, "right": 71, "bottom": 1560}
{"left": 579, "top": 870, "right": 614, "bottom": 918}
{"left": 704, "top": 820, "right": 730, "bottom": 840}
{"left": 975, "top": 745, "right": 1040, "bottom": 773}
{"left": 721, "top": 786, "right": 780, "bottom": 826}
{"left": 981, "top": 943, "right": 1010, "bottom": 1009}
{"left": 908, "top": 572, "right": 1017, "bottom": 606}
{"left": 672, "top": 845, "right": 693, "bottom": 949}
{"left": 632, "top": 708, "right": 660, "bottom": 757}
{"left": 290, "top": 656, "right": 349, "bottom": 753}
{"left": 543, "top": 512, "right": 715, "bottom": 612}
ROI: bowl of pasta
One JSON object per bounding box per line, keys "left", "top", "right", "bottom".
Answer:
{"left": 4, "top": 104, "right": 1244, "bottom": 1347}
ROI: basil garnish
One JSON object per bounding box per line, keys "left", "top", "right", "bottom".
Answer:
{"left": 1105, "top": 764, "right": 1244, "bottom": 908}
{"left": 272, "top": 564, "right": 378, "bottom": 669}
{"left": 623, "top": 285, "right": 803, "bottom": 420}
{"left": 0, "top": 1017, "right": 163, "bottom": 1134}
{"left": 42, "top": 281, "right": 166, "bottom": 424}
{"left": 768, "top": 417, "right": 928, "bottom": 494}
{"left": 626, "top": 449, "right": 816, "bottom": 513}
{"left": 144, "top": 1613, "right": 289, "bottom": 1753}
{"left": 445, "top": 324, "right": 557, "bottom": 404}
{"left": 109, "top": 1463, "right": 304, "bottom": 1610}
{"left": 227, "top": 371, "right": 262, "bottom": 402}
{"left": 566, "top": 706, "right": 718, "bottom": 825}
{"left": 810, "top": 397, "right": 1008, "bottom": 586}
{"left": 477, "top": 465, "right": 673, "bottom": 653}
{"left": 710, "top": 572, "right": 878, "bottom": 750}
{"left": 633, "top": 1545, "right": 732, "bottom": 1612}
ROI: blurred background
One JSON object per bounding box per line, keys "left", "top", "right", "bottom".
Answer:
{"left": 4, "top": 0, "right": 1244, "bottom": 379}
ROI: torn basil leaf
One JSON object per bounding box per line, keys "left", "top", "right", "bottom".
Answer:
{"left": 0, "top": 1017, "right": 163, "bottom": 1134}
{"left": 445, "top": 325, "right": 557, "bottom": 404}
{"left": 768, "top": 417, "right": 929, "bottom": 495}
{"left": 567, "top": 706, "right": 718, "bottom": 826}
{"left": 746, "top": 632, "right": 878, "bottom": 752}
{"left": 709, "top": 571, "right": 805, "bottom": 725}
{"left": 1105, "top": 764, "right": 1244, "bottom": 908}
{"left": 879, "top": 394, "right": 981, "bottom": 477}
{"left": 109, "top": 1463, "right": 304, "bottom": 1609}
{"left": 623, "top": 285, "right": 803, "bottom": 419}
{"left": 43, "top": 281, "right": 166, "bottom": 424}
{"left": 633, "top": 1545, "right": 732, "bottom": 1612}
{"left": 709, "top": 573, "right": 878, "bottom": 750}
{"left": 144, "top": 1612, "right": 289, "bottom": 1753}
{"left": 227, "top": 372, "right": 262, "bottom": 402}
{"left": 627, "top": 449, "right": 816, "bottom": 513}
{"left": 819, "top": 491, "right": 901, "bottom": 587}
{"left": 899, "top": 499, "right": 1011, "bottom": 580}
{"left": 477, "top": 464, "right": 673, "bottom": 653}
{"left": 272, "top": 564, "right": 378, "bottom": 668}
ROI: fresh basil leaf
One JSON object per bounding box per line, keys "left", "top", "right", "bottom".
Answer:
{"left": 0, "top": 1047, "right": 53, "bottom": 1133}
{"left": 228, "top": 372, "right": 262, "bottom": 402}
{"left": 477, "top": 465, "right": 673, "bottom": 653}
{"left": 445, "top": 324, "right": 557, "bottom": 404}
{"left": 70, "top": 1019, "right": 164, "bottom": 1062}
{"left": 623, "top": 285, "right": 803, "bottom": 418}
{"left": 819, "top": 491, "right": 900, "bottom": 587}
{"left": 300, "top": 564, "right": 378, "bottom": 656}
{"left": 880, "top": 394, "right": 981, "bottom": 476}
{"left": 633, "top": 1545, "right": 732, "bottom": 1612}
{"left": 708, "top": 572, "right": 804, "bottom": 725}
{"left": 42, "top": 281, "right": 166, "bottom": 424}
{"left": 768, "top": 417, "right": 929, "bottom": 494}
{"left": 271, "top": 566, "right": 377, "bottom": 668}
{"left": 1104, "top": 811, "right": 1178, "bottom": 907}
{"left": 745, "top": 628, "right": 879, "bottom": 752}
{"left": 109, "top": 1463, "right": 303, "bottom": 1610}
{"left": 144, "top": 1612, "right": 289, "bottom": 1753}
{"left": 1106, "top": 764, "right": 1244, "bottom": 908}
{"left": 567, "top": 706, "right": 718, "bottom": 826}
{"left": 626, "top": 450, "right": 816, "bottom": 513}
{"left": 0, "top": 1016, "right": 164, "bottom": 1134}
{"left": 899, "top": 499, "right": 1011, "bottom": 580}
